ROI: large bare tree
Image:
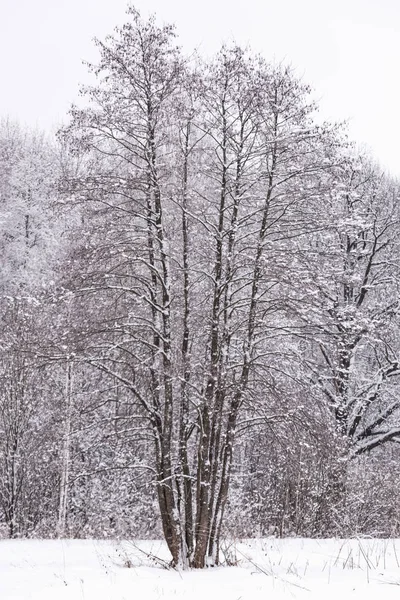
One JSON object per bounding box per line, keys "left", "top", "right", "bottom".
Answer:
{"left": 61, "top": 7, "right": 341, "bottom": 567}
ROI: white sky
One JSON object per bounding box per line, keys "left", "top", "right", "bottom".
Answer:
{"left": 1, "top": 0, "right": 400, "bottom": 174}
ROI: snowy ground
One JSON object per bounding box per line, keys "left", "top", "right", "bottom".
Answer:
{"left": 2, "top": 538, "right": 400, "bottom": 599}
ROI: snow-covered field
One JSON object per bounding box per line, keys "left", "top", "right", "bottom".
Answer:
{"left": 2, "top": 538, "right": 400, "bottom": 599}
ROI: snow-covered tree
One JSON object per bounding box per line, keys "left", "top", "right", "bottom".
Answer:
{"left": 61, "top": 7, "right": 344, "bottom": 566}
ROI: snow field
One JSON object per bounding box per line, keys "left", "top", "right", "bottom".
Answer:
{"left": 2, "top": 538, "right": 400, "bottom": 599}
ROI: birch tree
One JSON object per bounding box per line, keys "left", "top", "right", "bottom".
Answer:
{"left": 297, "top": 156, "right": 400, "bottom": 454}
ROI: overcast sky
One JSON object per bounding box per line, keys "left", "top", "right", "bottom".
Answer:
{"left": 1, "top": 0, "right": 399, "bottom": 174}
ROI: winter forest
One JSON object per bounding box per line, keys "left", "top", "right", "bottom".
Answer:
{"left": 2, "top": 5, "right": 400, "bottom": 569}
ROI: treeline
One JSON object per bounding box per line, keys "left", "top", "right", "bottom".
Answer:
{"left": 1, "top": 6, "right": 400, "bottom": 567}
